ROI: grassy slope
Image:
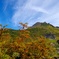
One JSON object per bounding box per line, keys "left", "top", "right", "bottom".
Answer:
{"left": 6, "top": 24, "right": 59, "bottom": 42}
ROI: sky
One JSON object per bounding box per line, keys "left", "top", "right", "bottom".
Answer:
{"left": 0, "top": 0, "right": 59, "bottom": 29}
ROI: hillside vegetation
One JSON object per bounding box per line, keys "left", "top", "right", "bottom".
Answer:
{"left": 0, "top": 22, "right": 59, "bottom": 59}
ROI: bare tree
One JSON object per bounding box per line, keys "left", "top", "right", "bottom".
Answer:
{"left": 19, "top": 22, "right": 28, "bottom": 29}
{"left": 0, "top": 24, "right": 8, "bottom": 36}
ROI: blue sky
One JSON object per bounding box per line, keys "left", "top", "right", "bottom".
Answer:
{"left": 0, "top": 0, "right": 59, "bottom": 29}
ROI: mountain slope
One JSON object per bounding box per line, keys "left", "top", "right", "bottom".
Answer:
{"left": 28, "top": 22, "right": 59, "bottom": 40}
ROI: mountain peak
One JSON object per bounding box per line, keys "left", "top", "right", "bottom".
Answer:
{"left": 32, "top": 22, "right": 54, "bottom": 28}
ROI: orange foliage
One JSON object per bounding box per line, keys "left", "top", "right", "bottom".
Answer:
{"left": 0, "top": 24, "right": 57, "bottom": 59}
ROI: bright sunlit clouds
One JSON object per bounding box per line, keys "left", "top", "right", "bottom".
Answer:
{"left": 0, "top": 0, "right": 59, "bottom": 29}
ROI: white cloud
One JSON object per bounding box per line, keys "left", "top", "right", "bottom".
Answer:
{"left": 1, "top": 0, "right": 56, "bottom": 27}
{"left": 4, "top": 0, "right": 16, "bottom": 11}
{"left": 12, "top": 0, "right": 49, "bottom": 26}
{"left": 29, "top": 5, "right": 49, "bottom": 14}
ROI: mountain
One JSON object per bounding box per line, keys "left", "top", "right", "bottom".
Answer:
{"left": 28, "top": 22, "right": 59, "bottom": 40}
{"left": 1, "top": 22, "right": 59, "bottom": 40}
{"left": 32, "top": 22, "right": 54, "bottom": 28}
